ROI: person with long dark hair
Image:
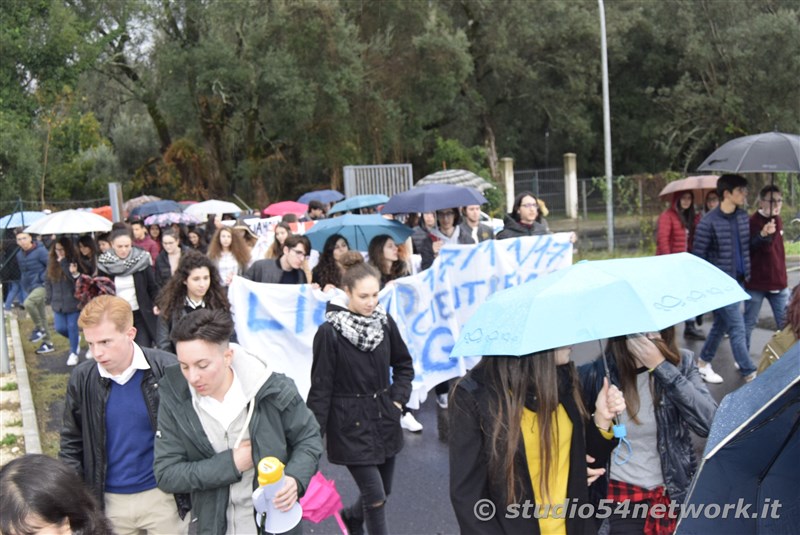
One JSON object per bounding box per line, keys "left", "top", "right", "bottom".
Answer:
{"left": 186, "top": 227, "right": 207, "bottom": 254}
{"left": 45, "top": 237, "right": 82, "bottom": 365}
{"left": 450, "top": 347, "right": 625, "bottom": 533}
{"left": 580, "top": 327, "right": 716, "bottom": 534}
{"left": 155, "top": 251, "right": 231, "bottom": 353}
{"left": 154, "top": 228, "right": 188, "bottom": 289}
{"left": 96, "top": 226, "right": 160, "bottom": 348}
{"left": 207, "top": 226, "right": 250, "bottom": 287}
{"left": 307, "top": 253, "right": 414, "bottom": 535}
{"left": 367, "top": 235, "right": 409, "bottom": 288}
{"left": 76, "top": 235, "right": 98, "bottom": 276}
{"left": 312, "top": 234, "right": 350, "bottom": 291}
{"left": 1, "top": 454, "right": 114, "bottom": 535}
{"left": 266, "top": 222, "right": 292, "bottom": 260}
{"left": 497, "top": 191, "right": 550, "bottom": 239}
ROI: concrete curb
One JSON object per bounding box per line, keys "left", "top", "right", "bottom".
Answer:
{"left": 9, "top": 315, "right": 41, "bottom": 454}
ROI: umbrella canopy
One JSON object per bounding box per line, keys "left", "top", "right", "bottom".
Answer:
{"left": 415, "top": 169, "right": 495, "bottom": 193}
{"left": 297, "top": 189, "right": 345, "bottom": 204}
{"left": 91, "top": 206, "right": 113, "bottom": 221}
{"left": 381, "top": 184, "right": 487, "bottom": 215}
{"left": 183, "top": 199, "right": 242, "bottom": 219}
{"left": 676, "top": 344, "right": 799, "bottom": 534}
{"left": 123, "top": 195, "right": 161, "bottom": 214}
{"left": 658, "top": 175, "right": 719, "bottom": 201}
{"left": 697, "top": 131, "right": 800, "bottom": 173}
{"left": 300, "top": 472, "right": 344, "bottom": 524}
{"left": 0, "top": 211, "right": 46, "bottom": 229}
{"left": 24, "top": 210, "right": 112, "bottom": 235}
{"left": 304, "top": 214, "right": 414, "bottom": 252}
{"left": 328, "top": 194, "right": 390, "bottom": 215}
{"left": 128, "top": 200, "right": 182, "bottom": 219}
{"left": 451, "top": 253, "right": 749, "bottom": 358}
{"left": 262, "top": 201, "right": 308, "bottom": 217}
{"left": 144, "top": 212, "right": 200, "bottom": 227}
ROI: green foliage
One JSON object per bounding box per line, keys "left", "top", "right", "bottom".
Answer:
{"left": 0, "top": 381, "right": 18, "bottom": 391}
{"left": 0, "top": 434, "right": 19, "bottom": 447}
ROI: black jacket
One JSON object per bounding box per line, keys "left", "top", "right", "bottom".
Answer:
{"left": 58, "top": 346, "right": 190, "bottom": 517}
{"left": 97, "top": 264, "right": 160, "bottom": 342}
{"left": 45, "top": 259, "right": 79, "bottom": 314}
{"left": 578, "top": 349, "right": 717, "bottom": 504}
{"left": 450, "top": 364, "right": 617, "bottom": 535}
{"left": 307, "top": 303, "right": 414, "bottom": 466}
{"left": 496, "top": 216, "right": 550, "bottom": 240}
{"left": 458, "top": 222, "right": 495, "bottom": 243}
{"left": 410, "top": 226, "right": 435, "bottom": 270}
{"left": 154, "top": 247, "right": 189, "bottom": 288}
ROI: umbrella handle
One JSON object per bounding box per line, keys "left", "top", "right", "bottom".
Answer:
{"left": 612, "top": 425, "right": 633, "bottom": 465}
{"left": 334, "top": 511, "right": 349, "bottom": 535}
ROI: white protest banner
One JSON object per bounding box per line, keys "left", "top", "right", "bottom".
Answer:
{"left": 230, "top": 233, "right": 573, "bottom": 402}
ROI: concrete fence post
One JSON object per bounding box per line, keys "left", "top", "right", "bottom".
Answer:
{"left": 564, "top": 153, "right": 578, "bottom": 219}
{"left": 500, "top": 157, "right": 515, "bottom": 212}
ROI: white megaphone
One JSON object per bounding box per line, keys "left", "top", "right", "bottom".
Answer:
{"left": 252, "top": 456, "right": 303, "bottom": 534}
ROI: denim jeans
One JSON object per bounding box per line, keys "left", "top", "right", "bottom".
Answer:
{"left": 3, "top": 281, "right": 26, "bottom": 310}
{"left": 699, "top": 300, "right": 756, "bottom": 376}
{"left": 53, "top": 310, "right": 80, "bottom": 354}
{"left": 346, "top": 456, "right": 396, "bottom": 535}
{"left": 744, "top": 288, "right": 789, "bottom": 350}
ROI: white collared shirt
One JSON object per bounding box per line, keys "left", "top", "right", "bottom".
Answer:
{"left": 193, "top": 368, "right": 247, "bottom": 430}
{"left": 97, "top": 342, "right": 150, "bottom": 386}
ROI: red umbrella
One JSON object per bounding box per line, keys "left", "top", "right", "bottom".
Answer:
{"left": 262, "top": 201, "right": 308, "bottom": 217}
{"left": 91, "top": 205, "right": 113, "bottom": 221}
{"left": 658, "top": 175, "right": 719, "bottom": 202}
{"left": 299, "top": 472, "right": 347, "bottom": 533}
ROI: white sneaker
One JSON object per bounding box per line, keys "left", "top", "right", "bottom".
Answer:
{"left": 698, "top": 361, "right": 724, "bottom": 384}
{"left": 744, "top": 372, "right": 757, "bottom": 383}
{"left": 85, "top": 348, "right": 94, "bottom": 360}
{"left": 66, "top": 353, "right": 79, "bottom": 366}
{"left": 400, "top": 412, "right": 423, "bottom": 432}
{"left": 436, "top": 393, "right": 449, "bottom": 409}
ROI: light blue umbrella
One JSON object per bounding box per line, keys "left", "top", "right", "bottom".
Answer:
{"left": 297, "top": 189, "right": 345, "bottom": 204}
{"left": 327, "top": 194, "right": 389, "bottom": 215}
{"left": 0, "top": 211, "right": 46, "bottom": 229}
{"left": 304, "top": 214, "right": 413, "bottom": 252}
{"left": 451, "top": 253, "right": 750, "bottom": 357}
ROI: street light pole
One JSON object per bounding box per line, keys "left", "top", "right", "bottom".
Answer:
{"left": 598, "top": 0, "right": 614, "bottom": 251}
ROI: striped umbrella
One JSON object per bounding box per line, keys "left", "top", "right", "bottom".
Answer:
{"left": 415, "top": 169, "right": 495, "bottom": 193}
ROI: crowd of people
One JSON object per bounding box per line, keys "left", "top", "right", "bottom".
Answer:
{"left": 0, "top": 176, "right": 792, "bottom": 534}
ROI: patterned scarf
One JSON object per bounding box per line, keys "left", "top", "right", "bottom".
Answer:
{"left": 326, "top": 305, "right": 388, "bottom": 352}
{"left": 97, "top": 247, "right": 151, "bottom": 276}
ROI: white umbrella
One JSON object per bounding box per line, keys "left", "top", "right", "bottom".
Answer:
{"left": 24, "top": 210, "right": 113, "bottom": 235}
{"left": 184, "top": 200, "right": 242, "bottom": 220}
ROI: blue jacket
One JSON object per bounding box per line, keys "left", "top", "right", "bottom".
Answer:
{"left": 16, "top": 242, "right": 48, "bottom": 293}
{"left": 692, "top": 206, "right": 758, "bottom": 281}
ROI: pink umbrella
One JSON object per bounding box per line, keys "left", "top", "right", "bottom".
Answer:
{"left": 299, "top": 471, "right": 347, "bottom": 534}
{"left": 262, "top": 201, "right": 308, "bottom": 217}
{"left": 659, "top": 175, "right": 719, "bottom": 201}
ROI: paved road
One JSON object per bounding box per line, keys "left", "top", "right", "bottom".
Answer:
{"left": 305, "top": 269, "right": 800, "bottom": 535}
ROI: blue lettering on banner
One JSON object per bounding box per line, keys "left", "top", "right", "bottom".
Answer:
{"left": 247, "top": 292, "right": 283, "bottom": 331}
{"left": 421, "top": 327, "right": 456, "bottom": 371}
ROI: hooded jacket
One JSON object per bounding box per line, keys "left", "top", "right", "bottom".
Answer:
{"left": 656, "top": 192, "right": 693, "bottom": 255}
{"left": 154, "top": 344, "right": 322, "bottom": 535}
{"left": 307, "top": 302, "right": 414, "bottom": 466}
{"left": 578, "top": 349, "right": 717, "bottom": 505}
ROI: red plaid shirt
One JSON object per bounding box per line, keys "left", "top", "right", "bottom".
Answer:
{"left": 607, "top": 479, "right": 677, "bottom": 535}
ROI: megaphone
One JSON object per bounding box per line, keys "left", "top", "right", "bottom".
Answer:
{"left": 252, "top": 457, "right": 303, "bottom": 534}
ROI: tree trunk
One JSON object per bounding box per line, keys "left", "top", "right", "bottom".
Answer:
{"left": 483, "top": 115, "right": 499, "bottom": 182}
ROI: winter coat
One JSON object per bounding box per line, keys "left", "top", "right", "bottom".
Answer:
{"left": 496, "top": 216, "right": 550, "bottom": 240}
{"left": 154, "top": 344, "right": 322, "bottom": 535}
{"left": 410, "top": 226, "right": 435, "bottom": 271}
{"left": 97, "top": 262, "right": 160, "bottom": 342}
{"left": 154, "top": 246, "right": 189, "bottom": 288}
{"left": 747, "top": 212, "right": 787, "bottom": 291}
{"left": 45, "top": 259, "right": 79, "bottom": 314}
{"left": 458, "top": 222, "right": 494, "bottom": 244}
{"left": 16, "top": 241, "right": 48, "bottom": 292}
{"left": 578, "top": 349, "right": 717, "bottom": 505}
{"left": 692, "top": 206, "right": 760, "bottom": 282}
{"left": 450, "top": 364, "right": 617, "bottom": 535}
{"left": 656, "top": 193, "right": 692, "bottom": 255}
{"left": 58, "top": 347, "right": 190, "bottom": 517}
{"left": 307, "top": 302, "right": 414, "bottom": 466}
{"left": 244, "top": 258, "right": 307, "bottom": 284}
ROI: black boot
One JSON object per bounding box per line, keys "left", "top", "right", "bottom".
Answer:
{"left": 696, "top": 314, "right": 703, "bottom": 326}
{"left": 683, "top": 320, "right": 706, "bottom": 340}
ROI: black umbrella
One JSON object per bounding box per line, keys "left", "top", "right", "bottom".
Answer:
{"left": 697, "top": 131, "right": 800, "bottom": 173}
{"left": 128, "top": 200, "right": 183, "bottom": 219}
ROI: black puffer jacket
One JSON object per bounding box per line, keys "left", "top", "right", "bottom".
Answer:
{"left": 59, "top": 346, "right": 190, "bottom": 517}
{"left": 307, "top": 302, "right": 414, "bottom": 466}
{"left": 578, "top": 349, "right": 717, "bottom": 504}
